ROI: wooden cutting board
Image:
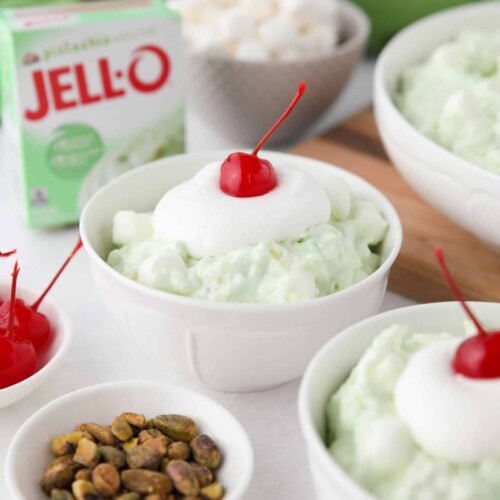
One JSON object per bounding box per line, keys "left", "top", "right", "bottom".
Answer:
{"left": 290, "top": 109, "right": 500, "bottom": 303}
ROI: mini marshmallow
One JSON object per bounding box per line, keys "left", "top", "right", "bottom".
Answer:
{"left": 184, "top": 25, "right": 228, "bottom": 55}
{"left": 279, "top": 0, "right": 337, "bottom": 27}
{"left": 112, "top": 211, "right": 154, "bottom": 246}
{"left": 430, "top": 42, "right": 468, "bottom": 70}
{"left": 235, "top": 39, "right": 272, "bottom": 61}
{"left": 276, "top": 48, "right": 302, "bottom": 61}
{"left": 258, "top": 15, "right": 300, "bottom": 56}
{"left": 298, "top": 25, "right": 338, "bottom": 56}
{"left": 214, "top": 0, "right": 237, "bottom": 7}
{"left": 240, "top": 0, "right": 277, "bottom": 22}
{"left": 351, "top": 201, "right": 389, "bottom": 246}
{"left": 219, "top": 8, "right": 255, "bottom": 43}
{"left": 322, "top": 176, "right": 351, "bottom": 220}
{"left": 137, "top": 252, "right": 190, "bottom": 292}
{"left": 169, "top": 0, "right": 215, "bottom": 24}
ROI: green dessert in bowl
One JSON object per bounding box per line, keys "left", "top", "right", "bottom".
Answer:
{"left": 81, "top": 84, "right": 401, "bottom": 392}
{"left": 327, "top": 322, "right": 500, "bottom": 500}
{"left": 396, "top": 29, "right": 500, "bottom": 174}
{"left": 107, "top": 84, "right": 388, "bottom": 304}
{"left": 300, "top": 251, "right": 500, "bottom": 500}
{"left": 107, "top": 167, "right": 387, "bottom": 304}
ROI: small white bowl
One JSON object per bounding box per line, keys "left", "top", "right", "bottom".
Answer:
{"left": 80, "top": 150, "right": 402, "bottom": 392}
{"left": 5, "top": 380, "right": 254, "bottom": 500}
{"left": 0, "top": 284, "right": 71, "bottom": 409}
{"left": 298, "top": 301, "right": 500, "bottom": 500}
{"left": 186, "top": 1, "right": 370, "bottom": 151}
{"left": 374, "top": 2, "right": 500, "bottom": 249}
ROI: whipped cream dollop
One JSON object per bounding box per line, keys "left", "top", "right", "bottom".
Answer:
{"left": 152, "top": 161, "right": 331, "bottom": 258}
{"left": 395, "top": 338, "right": 500, "bottom": 463}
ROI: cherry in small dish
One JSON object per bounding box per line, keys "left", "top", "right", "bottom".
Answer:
{"left": 0, "top": 281, "right": 72, "bottom": 408}
{"left": 0, "top": 239, "right": 81, "bottom": 407}
{"left": 0, "top": 261, "right": 37, "bottom": 389}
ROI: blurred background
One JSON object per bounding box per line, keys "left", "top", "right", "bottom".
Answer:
{"left": 0, "top": 0, "right": 485, "bottom": 229}
{"left": 0, "top": 0, "right": 479, "bottom": 51}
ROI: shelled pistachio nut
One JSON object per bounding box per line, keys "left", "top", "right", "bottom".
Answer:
{"left": 121, "top": 469, "right": 173, "bottom": 495}
{"left": 152, "top": 415, "right": 198, "bottom": 442}
{"left": 41, "top": 456, "right": 80, "bottom": 494}
{"left": 191, "top": 435, "right": 221, "bottom": 470}
{"left": 166, "top": 460, "right": 200, "bottom": 496}
{"left": 92, "top": 463, "right": 121, "bottom": 497}
{"left": 41, "top": 412, "right": 225, "bottom": 499}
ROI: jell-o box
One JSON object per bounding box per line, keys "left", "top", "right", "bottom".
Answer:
{"left": 0, "top": 0, "right": 184, "bottom": 228}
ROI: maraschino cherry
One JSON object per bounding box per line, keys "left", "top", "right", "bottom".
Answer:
{"left": 0, "top": 261, "right": 37, "bottom": 389}
{"left": 435, "top": 248, "right": 500, "bottom": 379}
{"left": 220, "top": 82, "right": 307, "bottom": 198}
{"left": 0, "top": 237, "right": 83, "bottom": 356}
{"left": 0, "top": 249, "right": 16, "bottom": 309}
{"left": 0, "top": 250, "right": 16, "bottom": 258}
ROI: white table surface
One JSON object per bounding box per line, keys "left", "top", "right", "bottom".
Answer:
{"left": 0, "top": 59, "right": 416, "bottom": 499}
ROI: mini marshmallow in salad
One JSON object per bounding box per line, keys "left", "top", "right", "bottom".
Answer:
{"left": 169, "top": 0, "right": 340, "bottom": 61}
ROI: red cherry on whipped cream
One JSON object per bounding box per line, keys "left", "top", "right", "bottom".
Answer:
{"left": 220, "top": 81, "right": 307, "bottom": 198}
{"left": 0, "top": 237, "right": 83, "bottom": 356}
{"left": 435, "top": 248, "right": 500, "bottom": 379}
{"left": 0, "top": 261, "right": 37, "bottom": 389}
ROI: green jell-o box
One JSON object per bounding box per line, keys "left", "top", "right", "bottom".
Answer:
{"left": 0, "top": 0, "right": 184, "bottom": 228}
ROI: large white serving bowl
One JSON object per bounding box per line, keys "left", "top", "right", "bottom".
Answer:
{"left": 5, "top": 380, "right": 254, "bottom": 500}
{"left": 374, "top": 2, "right": 500, "bottom": 249}
{"left": 0, "top": 284, "right": 71, "bottom": 409}
{"left": 80, "top": 151, "right": 402, "bottom": 392}
{"left": 298, "top": 301, "right": 500, "bottom": 500}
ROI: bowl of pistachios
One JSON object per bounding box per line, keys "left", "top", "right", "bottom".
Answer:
{"left": 5, "top": 380, "right": 254, "bottom": 500}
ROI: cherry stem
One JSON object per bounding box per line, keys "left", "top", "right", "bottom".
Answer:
{"left": 252, "top": 81, "right": 307, "bottom": 156}
{"left": 8, "top": 261, "right": 20, "bottom": 336}
{"left": 0, "top": 249, "right": 16, "bottom": 258}
{"left": 435, "top": 247, "right": 487, "bottom": 336}
{"left": 31, "top": 236, "right": 83, "bottom": 311}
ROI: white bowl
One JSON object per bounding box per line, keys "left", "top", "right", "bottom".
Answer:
{"left": 374, "top": 2, "right": 500, "bottom": 249}
{"left": 80, "top": 150, "right": 402, "bottom": 392}
{"left": 5, "top": 380, "right": 254, "bottom": 500}
{"left": 298, "top": 301, "right": 500, "bottom": 500}
{"left": 0, "top": 284, "right": 71, "bottom": 408}
{"left": 186, "top": 1, "right": 370, "bottom": 151}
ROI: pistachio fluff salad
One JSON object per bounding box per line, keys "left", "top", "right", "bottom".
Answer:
{"left": 106, "top": 159, "right": 388, "bottom": 303}
{"left": 396, "top": 29, "right": 500, "bottom": 174}
{"left": 108, "top": 84, "right": 388, "bottom": 303}
{"left": 327, "top": 322, "right": 500, "bottom": 500}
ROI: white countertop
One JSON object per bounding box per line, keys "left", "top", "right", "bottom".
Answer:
{"left": 0, "top": 59, "right": 416, "bottom": 499}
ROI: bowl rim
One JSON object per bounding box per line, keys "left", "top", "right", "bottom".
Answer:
{"left": 5, "top": 379, "right": 254, "bottom": 500}
{"left": 80, "top": 149, "right": 403, "bottom": 312}
{"left": 374, "top": 0, "right": 500, "bottom": 184}
{"left": 0, "top": 284, "right": 72, "bottom": 398}
{"left": 297, "top": 301, "right": 500, "bottom": 500}
{"left": 185, "top": 0, "right": 371, "bottom": 66}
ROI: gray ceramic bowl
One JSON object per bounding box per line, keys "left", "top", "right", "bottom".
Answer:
{"left": 186, "top": 0, "right": 370, "bottom": 151}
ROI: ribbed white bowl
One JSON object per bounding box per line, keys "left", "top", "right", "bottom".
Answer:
{"left": 299, "top": 302, "right": 500, "bottom": 499}
{"left": 80, "top": 150, "right": 402, "bottom": 392}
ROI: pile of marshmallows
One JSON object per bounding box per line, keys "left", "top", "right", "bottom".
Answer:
{"left": 170, "top": 0, "right": 340, "bottom": 61}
